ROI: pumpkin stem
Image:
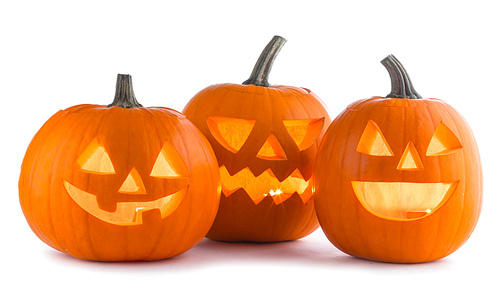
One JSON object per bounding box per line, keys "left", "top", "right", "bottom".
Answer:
{"left": 107, "top": 74, "right": 143, "bottom": 108}
{"left": 381, "top": 55, "right": 422, "bottom": 99}
{"left": 243, "top": 35, "right": 287, "bottom": 87}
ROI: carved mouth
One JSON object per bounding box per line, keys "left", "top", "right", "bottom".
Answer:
{"left": 63, "top": 180, "right": 186, "bottom": 226}
{"left": 219, "top": 166, "right": 312, "bottom": 205}
{"left": 351, "top": 181, "right": 459, "bottom": 220}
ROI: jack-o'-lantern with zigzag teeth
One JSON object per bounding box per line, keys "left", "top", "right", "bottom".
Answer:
{"left": 184, "top": 36, "right": 331, "bottom": 242}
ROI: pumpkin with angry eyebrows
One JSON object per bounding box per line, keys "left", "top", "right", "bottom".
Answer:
{"left": 183, "top": 36, "right": 331, "bottom": 242}
{"left": 19, "top": 75, "right": 220, "bottom": 261}
{"left": 313, "top": 55, "right": 482, "bottom": 263}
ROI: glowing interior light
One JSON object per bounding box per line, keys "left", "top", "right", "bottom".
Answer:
{"left": 269, "top": 189, "right": 283, "bottom": 196}
{"left": 256, "top": 133, "right": 287, "bottom": 160}
{"left": 118, "top": 168, "right": 146, "bottom": 195}
{"left": 77, "top": 137, "right": 115, "bottom": 174}
{"left": 207, "top": 116, "right": 256, "bottom": 153}
{"left": 426, "top": 122, "right": 463, "bottom": 156}
{"left": 64, "top": 181, "right": 187, "bottom": 226}
{"left": 356, "top": 120, "right": 394, "bottom": 156}
{"left": 219, "top": 166, "right": 312, "bottom": 205}
{"left": 150, "top": 141, "right": 189, "bottom": 178}
{"left": 351, "top": 181, "right": 459, "bottom": 220}
{"left": 397, "top": 141, "right": 424, "bottom": 170}
{"left": 283, "top": 118, "right": 325, "bottom": 151}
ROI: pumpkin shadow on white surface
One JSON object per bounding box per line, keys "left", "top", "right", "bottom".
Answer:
{"left": 44, "top": 230, "right": 450, "bottom": 271}
{"left": 187, "top": 234, "right": 450, "bottom": 268}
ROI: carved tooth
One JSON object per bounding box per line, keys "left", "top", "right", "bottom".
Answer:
{"left": 134, "top": 208, "right": 162, "bottom": 224}
{"left": 96, "top": 194, "right": 118, "bottom": 212}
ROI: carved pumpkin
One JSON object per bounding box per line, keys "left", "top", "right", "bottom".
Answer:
{"left": 183, "top": 36, "right": 331, "bottom": 242}
{"left": 314, "top": 55, "right": 482, "bottom": 263}
{"left": 19, "top": 75, "right": 220, "bottom": 261}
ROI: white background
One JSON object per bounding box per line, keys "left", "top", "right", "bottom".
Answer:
{"left": 2, "top": 1, "right": 497, "bottom": 287}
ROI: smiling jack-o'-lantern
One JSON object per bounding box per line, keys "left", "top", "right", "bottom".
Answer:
{"left": 314, "top": 55, "right": 482, "bottom": 263}
{"left": 183, "top": 36, "right": 331, "bottom": 242}
{"left": 19, "top": 75, "right": 220, "bottom": 261}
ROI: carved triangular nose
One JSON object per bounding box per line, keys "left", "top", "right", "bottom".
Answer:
{"left": 118, "top": 168, "right": 147, "bottom": 194}
{"left": 397, "top": 141, "right": 424, "bottom": 170}
{"left": 256, "top": 133, "right": 287, "bottom": 160}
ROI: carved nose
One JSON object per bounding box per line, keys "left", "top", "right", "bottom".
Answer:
{"left": 256, "top": 133, "right": 287, "bottom": 160}
{"left": 118, "top": 168, "right": 147, "bottom": 194}
{"left": 397, "top": 141, "right": 424, "bottom": 170}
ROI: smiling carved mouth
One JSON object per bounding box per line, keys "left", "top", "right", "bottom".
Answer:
{"left": 219, "top": 166, "right": 312, "bottom": 205}
{"left": 63, "top": 180, "right": 187, "bottom": 226}
{"left": 351, "top": 181, "right": 459, "bottom": 220}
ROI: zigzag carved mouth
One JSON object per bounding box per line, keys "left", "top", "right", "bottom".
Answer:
{"left": 219, "top": 166, "right": 312, "bottom": 205}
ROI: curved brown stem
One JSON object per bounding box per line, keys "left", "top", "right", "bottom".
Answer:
{"left": 108, "top": 74, "right": 143, "bottom": 108}
{"left": 381, "top": 55, "right": 422, "bottom": 99}
{"left": 243, "top": 35, "right": 287, "bottom": 87}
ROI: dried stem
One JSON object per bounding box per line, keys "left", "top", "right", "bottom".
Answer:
{"left": 242, "top": 36, "right": 287, "bottom": 87}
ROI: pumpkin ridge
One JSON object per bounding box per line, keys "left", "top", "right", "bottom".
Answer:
{"left": 20, "top": 74, "right": 221, "bottom": 261}
{"left": 434, "top": 103, "right": 473, "bottom": 260}
{"left": 184, "top": 37, "right": 330, "bottom": 242}
{"left": 51, "top": 109, "right": 99, "bottom": 256}
{"left": 314, "top": 57, "right": 481, "bottom": 263}
{"left": 20, "top": 110, "right": 68, "bottom": 242}
{"left": 70, "top": 108, "right": 109, "bottom": 259}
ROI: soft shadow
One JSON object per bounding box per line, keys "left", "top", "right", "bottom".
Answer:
{"left": 44, "top": 231, "right": 451, "bottom": 271}
{"left": 190, "top": 235, "right": 451, "bottom": 269}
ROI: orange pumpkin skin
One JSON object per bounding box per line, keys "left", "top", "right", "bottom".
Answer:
{"left": 184, "top": 83, "right": 330, "bottom": 242}
{"left": 314, "top": 57, "right": 482, "bottom": 263}
{"left": 183, "top": 36, "right": 331, "bottom": 242}
{"left": 19, "top": 75, "right": 220, "bottom": 261}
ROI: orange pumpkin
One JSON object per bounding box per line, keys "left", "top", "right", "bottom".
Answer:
{"left": 183, "top": 36, "right": 331, "bottom": 242}
{"left": 19, "top": 74, "right": 220, "bottom": 261}
{"left": 314, "top": 55, "right": 482, "bottom": 263}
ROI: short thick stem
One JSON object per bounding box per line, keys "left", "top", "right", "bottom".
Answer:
{"left": 108, "top": 74, "right": 143, "bottom": 108}
{"left": 242, "top": 35, "right": 287, "bottom": 87}
{"left": 381, "top": 55, "right": 422, "bottom": 99}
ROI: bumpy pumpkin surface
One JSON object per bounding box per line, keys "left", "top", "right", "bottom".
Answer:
{"left": 183, "top": 36, "right": 331, "bottom": 242}
{"left": 314, "top": 55, "right": 482, "bottom": 263}
{"left": 19, "top": 75, "right": 220, "bottom": 261}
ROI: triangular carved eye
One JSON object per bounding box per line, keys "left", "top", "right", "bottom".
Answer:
{"left": 119, "top": 168, "right": 147, "bottom": 195}
{"left": 77, "top": 137, "right": 115, "bottom": 174}
{"left": 256, "top": 133, "right": 287, "bottom": 160}
{"left": 356, "top": 120, "right": 394, "bottom": 156}
{"left": 426, "top": 123, "right": 463, "bottom": 156}
{"left": 283, "top": 118, "right": 324, "bottom": 151}
{"left": 397, "top": 141, "right": 424, "bottom": 170}
{"left": 207, "top": 116, "right": 256, "bottom": 153}
{"left": 150, "top": 141, "right": 189, "bottom": 178}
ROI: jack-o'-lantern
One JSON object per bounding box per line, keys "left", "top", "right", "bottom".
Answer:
{"left": 19, "top": 74, "right": 220, "bottom": 261}
{"left": 314, "top": 55, "right": 482, "bottom": 263}
{"left": 183, "top": 36, "right": 331, "bottom": 242}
